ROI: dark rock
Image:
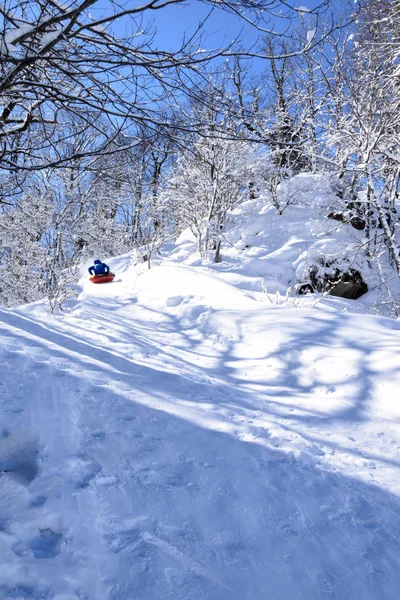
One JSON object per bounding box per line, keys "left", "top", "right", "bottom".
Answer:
{"left": 313, "top": 266, "right": 368, "bottom": 300}
{"left": 350, "top": 216, "right": 365, "bottom": 231}
{"left": 328, "top": 212, "right": 365, "bottom": 231}
{"left": 296, "top": 283, "right": 314, "bottom": 295}
{"left": 327, "top": 212, "right": 345, "bottom": 223}
{"left": 329, "top": 270, "right": 368, "bottom": 300}
{"left": 297, "top": 262, "right": 368, "bottom": 300}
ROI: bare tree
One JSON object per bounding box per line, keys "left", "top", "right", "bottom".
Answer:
{"left": 0, "top": 0, "right": 331, "bottom": 181}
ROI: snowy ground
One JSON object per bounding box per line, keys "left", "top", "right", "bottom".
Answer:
{"left": 1, "top": 246, "right": 400, "bottom": 599}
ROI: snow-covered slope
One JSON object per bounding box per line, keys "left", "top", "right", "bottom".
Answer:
{"left": 167, "top": 173, "right": 397, "bottom": 316}
{"left": 1, "top": 244, "right": 400, "bottom": 599}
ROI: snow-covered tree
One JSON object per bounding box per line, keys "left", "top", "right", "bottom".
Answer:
{"left": 0, "top": 0, "right": 325, "bottom": 189}
{"left": 163, "top": 132, "right": 254, "bottom": 261}
{"left": 328, "top": 1, "right": 400, "bottom": 273}
{"left": 0, "top": 194, "right": 51, "bottom": 306}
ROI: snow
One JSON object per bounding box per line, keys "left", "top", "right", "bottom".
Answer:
{"left": 51, "top": 0, "right": 71, "bottom": 10}
{"left": 1, "top": 184, "right": 400, "bottom": 598}
{"left": 0, "top": 24, "right": 34, "bottom": 54}
{"left": 0, "top": 22, "right": 62, "bottom": 55}
{"left": 296, "top": 6, "right": 311, "bottom": 15}
{"left": 40, "top": 29, "right": 63, "bottom": 50}
{"left": 0, "top": 40, "right": 16, "bottom": 56}
{"left": 90, "top": 24, "right": 107, "bottom": 34}
{"left": 4, "top": 24, "right": 35, "bottom": 45}
{"left": 307, "top": 28, "right": 316, "bottom": 44}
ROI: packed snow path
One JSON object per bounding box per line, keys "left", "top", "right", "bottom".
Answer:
{"left": 1, "top": 258, "right": 400, "bottom": 599}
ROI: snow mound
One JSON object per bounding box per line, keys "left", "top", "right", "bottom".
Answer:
{"left": 167, "top": 173, "right": 388, "bottom": 314}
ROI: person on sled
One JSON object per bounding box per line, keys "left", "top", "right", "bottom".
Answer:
{"left": 88, "top": 259, "right": 110, "bottom": 277}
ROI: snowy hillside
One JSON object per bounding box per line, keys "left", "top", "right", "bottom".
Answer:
{"left": 167, "top": 173, "right": 394, "bottom": 315}
{"left": 1, "top": 228, "right": 400, "bottom": 599}
{"left": 1, "top": 0, "right": 399, "bottom": 595}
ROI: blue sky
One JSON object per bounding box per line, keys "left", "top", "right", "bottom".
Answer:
{"left": 150, "top": 0, "right": 325, "bottom": 52}
{"left": 90, "top": 0, "right": 326, "bottom": 54}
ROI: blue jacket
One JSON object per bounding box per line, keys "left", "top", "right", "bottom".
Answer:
{"left": 88, "top": 260, "right": 110, "bottom": 276}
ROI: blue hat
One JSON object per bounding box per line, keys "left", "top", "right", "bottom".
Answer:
{"left": 94, "top": 259, "right": 101, "bottom": 264}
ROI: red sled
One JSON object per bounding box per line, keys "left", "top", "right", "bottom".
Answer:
{"left": 90, "top": 272, "right": 115, "bottom": 284}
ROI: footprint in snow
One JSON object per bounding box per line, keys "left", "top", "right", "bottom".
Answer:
{"left": 0, "top": 585, "right": 38, "bottom": 598}
{"left": 29, "top": 494, "right": 47, "bottom": 508}
{"left": 12, "top": 528, "right": 63, "bottom": 559}
{"left": 0, "top": 429, "right": 39, "bottom": 484}
{"left": 8, "top": 407, "right": 25, "bottom": 414}
{"left": 348, "top": 496, "right": 382, "bottom": 530}
{"left": 81, "top": 429, "right": 107, "bottom": 447}
{"left": 29, "top": 528, "right": 63, "bottom": 559}
{"left": 65, "top": 455, "right": 102, "bottom": 489}
{"left": 166, "top": 296, "right": 184, "bottom": 307}
{"left": 12, "top": 527, "right": 63, "bottom": 560}
{"left": 190, "top": 305, "right": 208, "bottom": 320}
